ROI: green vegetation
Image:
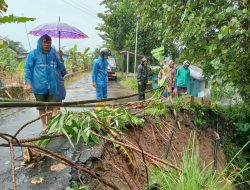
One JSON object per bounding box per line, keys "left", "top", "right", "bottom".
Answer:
{"left": 65, "top": 181, "right": 89, "bottom": 190}
{"left": 220, "top": 103, "right": 250, "bottom": 145}
{"left": 0, "top": 43, "right": 18, "bottom": 72}
{"left": 210, "top": 81, "right": 237, "bottom": 104}
{"left": 219, "top": 103, "right": 250, "bottom": 189}
{"left": 120, "top": 77, "right": 138, "bottom": 93}
{"left": 64, "top": 45, "right": 94, "bottom": 73}
{"left": 38, "top": 107, "right": 144, "bottom": 148}
{"left": 0, "top": 38, "right": 28, "bottom": 86}
{"left": 183, "top": 102, "right": 250, "bottom": 189}
{"left": 145, "top": 100, "right": 166, "bottom": 117}
{"left": 0, "top": 0, "right": 35, "bottom": 23}
{"left": 98, "top": 0, "right": 161, "bottom": 56}
{"left": 99, "top": 0, "right": 250, "bottom": 103}
{"left": 188, "top": 103, "right": 217, "bottom": 128}
{"left": 36, "top": 94, "right": 249, "bottom": 189}
{"left": 148, "top": 133, "right": 248, "bottom": 190}
{"left": 136, "top": 0, "right": 250, "bottom": 102}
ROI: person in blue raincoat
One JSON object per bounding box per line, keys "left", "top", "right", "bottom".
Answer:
{"left": 24, "top": 34, "right": 66, "bottom": 129}
{"left": 92, "top": 48, "right": 111, "bottom": 101}
{"left": 54, "top": 60, "right": 67, "bottom": 114}
{"left": 56, "top": 66, "right": 67, "bottom": 102}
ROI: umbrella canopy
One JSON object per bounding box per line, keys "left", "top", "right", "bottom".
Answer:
{"left": 29, "top": 22, "right": 88, "bottom": 39}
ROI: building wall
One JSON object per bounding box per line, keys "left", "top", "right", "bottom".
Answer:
{"left": 188, "top": 78, "right": 199, "bottom": 97}
{"left": 188, "top": 78, "right": 209, "bottom": 98}
{"left": 198, "top": 81, "right": 206, "bottom": 97}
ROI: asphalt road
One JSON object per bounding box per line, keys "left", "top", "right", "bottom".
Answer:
{"left": 0, "top": 74, "right": 135, "bottom": 190}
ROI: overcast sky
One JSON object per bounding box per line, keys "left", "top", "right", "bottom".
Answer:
{"left": 0, "top": 0, "right": 105, "bottom": 52}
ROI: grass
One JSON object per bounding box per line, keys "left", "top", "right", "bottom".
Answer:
{"left": 148, "top": 133, "right": 249, "bottom": 190}
{"left": 120, "top": 76, "right": 137, "bottom": 93}
{"left": 65, "top": 181, "right": 89, "bottom": 190}
{"left": 64, "top": 71, "right": 86, "bottom": 87}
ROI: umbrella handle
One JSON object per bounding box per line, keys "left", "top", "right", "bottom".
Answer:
{"left": 59, "top": 31, "right": 61, "bottom": 51}
{"left": 59, "top": 16, "right": 61, "bottom": 51}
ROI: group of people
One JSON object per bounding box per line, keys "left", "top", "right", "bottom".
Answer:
{"left": 24, "top": 33, "right": 190, "bottom": 129}
{"left": 136, "top": 57, "right": 191, "bottom": 100}
{"left": 24, "top": 34, "right": 112, "bottom": 129}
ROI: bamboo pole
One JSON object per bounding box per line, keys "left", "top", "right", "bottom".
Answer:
{"left": 0, "top": 88, "right": 158, "bottom": 108}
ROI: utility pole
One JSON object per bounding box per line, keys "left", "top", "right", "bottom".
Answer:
{"left": 126, "top": 51, "right": 129, "bottom": 77}
{"left": 22, "top": 13, "right": 31, "bottom": 51}
{"left": 134, "top": 15, "right": 139, "bottom": 78}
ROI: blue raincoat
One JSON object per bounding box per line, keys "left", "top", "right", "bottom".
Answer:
{"left": 91, "top": 56, "right": 109, "bottom": 100}
{"left": 24, "top": 36, "right": 66, "bottom": 95}
{"left": 56, "top": 68, "right": 67, "bottom": 101}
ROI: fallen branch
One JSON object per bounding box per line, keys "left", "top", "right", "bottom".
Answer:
{"left": 14, "top": 111, "right": 52, "bottom": 138}
{"left": 0, "top": 143, "right": 119, "bottom": 190}
{"left": 4, "top": 89, "right": 13, "bottom": 99}
{"left": 92, "top": 131, "right": 181, "bottom": 171}
{"left": 9, "top": 140, "right": 16, "bottom": 190}
{"left": 15, "top": 134, "right": 63, "bottom": 144}
{"left": 136, "top": 141, "right": 149, "bottom": 186}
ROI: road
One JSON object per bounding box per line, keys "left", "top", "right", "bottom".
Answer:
{"left": 0, "top": 74, "right": 136, "bottom": 190}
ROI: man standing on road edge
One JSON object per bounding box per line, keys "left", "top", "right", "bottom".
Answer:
{"left": 92, "top": 48, "right": 111, "bottom": 108}
{"left": 137, "top": 57, "right": 149, "bottom": 100}
{"left": 24, "top": 34, "right": 66, "bottom": 130}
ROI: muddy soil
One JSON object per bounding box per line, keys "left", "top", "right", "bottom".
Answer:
{"left": 76, "top": 113, "right": 226, "bottom": 190}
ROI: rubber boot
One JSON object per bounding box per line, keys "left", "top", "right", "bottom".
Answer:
{"left": 96, "top": 102, "right": 102, "bottom": 111}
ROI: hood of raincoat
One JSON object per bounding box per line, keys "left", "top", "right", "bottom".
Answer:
{"left": 36, "top": 36, "right": 57, "bottom": 55}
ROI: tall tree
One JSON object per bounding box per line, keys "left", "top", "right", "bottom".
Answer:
{"left": 97, "top": 0, "right": 161, "bottom": 56}
{"left": 134, "top": 0, "right": 250, "bottom": 102}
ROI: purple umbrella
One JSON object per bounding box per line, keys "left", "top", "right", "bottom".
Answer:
{"left": 29, "top": 20, "right": 88, "bottom": 49}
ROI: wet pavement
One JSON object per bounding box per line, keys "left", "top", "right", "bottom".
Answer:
{"left": 0, "top": 73, "right": 136, "bottom": 190}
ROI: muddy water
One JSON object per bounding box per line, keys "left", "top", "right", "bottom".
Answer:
{"left": 0, "top": 73, "right": 136, "bottom": 190}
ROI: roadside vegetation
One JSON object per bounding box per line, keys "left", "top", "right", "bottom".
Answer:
{"left": 149, "top": 133, "right": 249, "bottom": 190}
{"left": 98, "top": 0, "right": 250, "bottom": 188}
{"left": 35, "top": 96, "right": 249, "bottom": 189}
{"left": 0, "top": 0, "right": 249, "bottom": 189}
{"left": 120, "top": 77, "right": 138, "bottom": 93}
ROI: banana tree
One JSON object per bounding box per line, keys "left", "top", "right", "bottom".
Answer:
{"left": 0, "top": 43, "right": 18, "bottom": 72}
{"left": 79, "top": 47, "right": 94, "bottom": 71}
{"left": 65, "top": 44, "right": 78, "bottom": 73}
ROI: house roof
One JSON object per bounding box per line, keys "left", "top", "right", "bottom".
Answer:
{"left": 189, "top": 65, "right": 204, "bottom": 81}
{"left": 176, "top": 64, "right": 204, "bottom": 81}
{"left": 120, "top": 50, "right": 144, "bottom": 58}
{"left": 0, "top": 35, "right": 9, "bottom": 42}
{"left": 17, "top": 53, "right": 29, "bottom": 60}
{"left": 0, "top": 35, "right": 7, "bottom": 45}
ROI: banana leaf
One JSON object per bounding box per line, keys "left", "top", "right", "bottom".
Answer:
{"left": 151, "top": 47, "right": 164, "bottom": 62}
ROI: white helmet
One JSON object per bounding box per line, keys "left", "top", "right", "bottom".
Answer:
{"left": 141, "top": 56, "right": 148, "bottom": 64}
{"left": 183, "top": 60, "right": 190, "bottom": 68}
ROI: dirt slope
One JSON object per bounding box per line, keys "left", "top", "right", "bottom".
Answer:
{"left": 78, "top": 113, "right": 226, "bottom": 190}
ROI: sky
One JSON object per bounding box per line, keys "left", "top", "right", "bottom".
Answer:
{"left": 0, "top": 0, "right": 105, "bottom": 52}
